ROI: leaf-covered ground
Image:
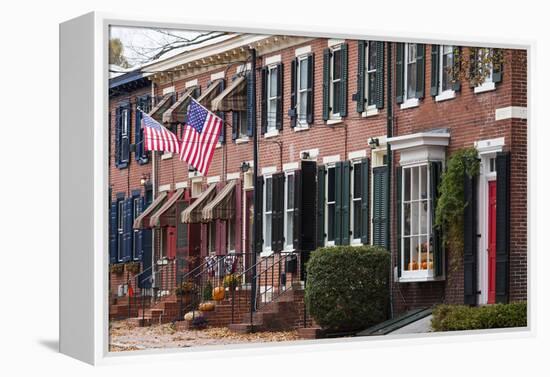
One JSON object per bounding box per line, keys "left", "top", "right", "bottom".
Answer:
{"left": 109, "top": 321, "right": 302, "bottom": 351}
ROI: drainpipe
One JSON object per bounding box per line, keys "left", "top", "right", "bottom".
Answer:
{"left": 151, "top": 81, "right": 158, "bottom": 288}
{"left": 249, "top": 48, "right": 258, "bottom": 328}
{"left": 386, "top": 42, "right": 394, "bottom": 319}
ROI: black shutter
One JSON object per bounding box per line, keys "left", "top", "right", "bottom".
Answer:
{"left": 300, "top": 161, "right": 317, "bottom": 251}
{"left": 131, "top": 193, "right": 142, "bottom": 260}
{"left": 109, "top": 201, "right": 118, "bottom": 264}
{"left": 139, "top": 197, "right": 153, "bottom": 288}
{"left": 135, "top": 102, "right": 143, "bottom": 162}
{"left": 246, "top": 71, "right": 255, "bottom": 137}
{"left": 355, "top": 40, "right": 366, "bottom": 113}
{"left": 396, "top": 43, "right": 405, "bottom": 104}
{"left": 430, "top": 45, "right": 440, "bottom": 97}
{"left": 463, "top": 173, "right": 478, "bottom": 306}
{"left": 360, "top": 158, "right": 370, "bottom": 244}
{"left": 322, "top": 48, "right": 331, "bottom": 121}
{"left": 275, "top": 63, "right": 284, "bottom": 130}
{"left": 254, "top": 176, "right": 264, "bottom": 252}
{"left": 115, "top": 107, "right": 122, "bottom": 167}
{"left": 373, "top": 166, "right": 388, "bottom": 247}
{"left": 218, "top": 79, "right": 226, "bottom": 144}
{"left": 341, "top": 161, "right": 351, "bottom": 245}
{"left": 271, "top": 173, "right": 285, "bottom": 252}
{"left": 306, "top": 54, "right": 314, "bottom": 125}
{"left": 340, "top": 43, "right": 349, "bottom": 117}
{"left": 260, "top": 67, "right": 268, "bottom": 134}
{"left": 452, "top": 47, "right": 462, "bottom": 92}
{"left": 120, "top": 105, "right": 130, "bottom": 168}
{"left": 416, "top": 44, "right": 425, "bottom": 99}
{"left": 430, "top": 161, "right": 443, "bottom": 276}
{"left": 334, "top": 162, "right": 343, "bottom": 245}
{"left": 316, "top": 165, "right": 326, "bottom": 247}
{"left": 289, "top": 58, "right": 297, "bottom": 128}
{"left": 396, "top": 167, "right": 402, "bottom": 278}
{"left": 492, "top": 49, "right": 503, "bottom": 84}
{"left": 122, "top": 198, "right": 133, "bottom": 262}
{"left": 293, "top": 170, "right": 302, "bottom": 250}
{"left": 232, "top": 111, "right": 239, "bottom": 141}
{"left": 495, "top": 152, "right": 510, "bottom": 303}
{"left": 375, "top": 41, "right": 385, "bottom": 109}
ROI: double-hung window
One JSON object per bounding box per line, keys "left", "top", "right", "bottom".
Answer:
{"left": 227, "top": 217, "right": 236, "bottom": 253}
{"left": 296, "top": 57, "right": 309, "bottom": 125}
{"left": 263, "top": 176, "right": 273, "bottom": 252}
{"left": 366, "top": 42, "right": 377, "bottom": 107}
{"left": 238, "top": 111, "right": 248, "bottom": 139}
{"left": 474, "top": 48, "right": 497, "bottom": 93}
{"left": 325, "top": 166, "right": 336, "bottom": 246}
{"left": 208, "top": 222, "right": 216, "bottom": 255}
{"left": 330, "top": 47, "right": 342, "bottom": 118}
{"left": 117, "top": 200, "right": 124, "bottom": 261}
{"left": 401, "top": 164, "right": 432, "bottom": 278}
{"left": 351, "top": 162, "right": 362, "bottom": 244}
{"left": 405, "top": 43, "right": 418, "bottom": 101}
{"left": 440, "top": 45, "right": 454, "bottom": 93}
{"left": 121, "top": 108, "right": 130, "bottom": 160}
{"left": 267, "top": 67, "right": 278, "bottom": 132}
{"left": 284, "top": 172, "right": 295, "bottom": 250}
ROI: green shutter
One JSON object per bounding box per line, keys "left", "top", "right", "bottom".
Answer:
{"left": 340, "top": 43, "right": 348, "bottom": 117}
{"left": 289, "top": 58, "right": 297, "bottom": 128}
{"left": 322, "top": 48, "right": 331, "bottom": 121}
{"left": 355, "top": 40, "right": 366, "bottom": 113}
{"left": 375, "top": 41, "right": 385, "bottom": 109}
{"left": 316, "top": 165, "right": 326, "bottom": 247}
{"left": 360, "top": 158, "right": 370, "bottom": 244}
{"left": 275, "top": 63, "right": 284, "bottom": 130}
{"left": 396, "top": 167, "right": 402, "bottom": 278}
{"left": 416, "top": 44, "right": 425, "bottom": 99}
{"left": 396, "top": 43, "right": 404, "bottom": 104}
{"left": 306, "top": 54, "right": 314, "bottom": 125}
{"left": 260, "top": 67, "right": 268, "bottom": 134}
{"left": 372, "top": 166, "right": 388, "bottom": 247}
{"left": 430, "top": 161, "right": 443, "bottom": 277}
{"left": 341, "top": 161, "right": 351, "bottom": 245}
{"left": 430, "top": 45, "right": 440, "bottom": 97}
{"left": 271, "top": 173, "right": 285, "bottom": 252}
{"left": 334, "top": 162, "right": 343, "bottom": 245}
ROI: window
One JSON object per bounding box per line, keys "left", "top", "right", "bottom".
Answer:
{"left": 227, "top": 217, "right": 236, "bottom": 253}
{"left": 121, "top": 108, "right": 129, "bottom": 155}
{"left": 192, "top": 180, "right": 203, "bottom": 198}
{"left": 351, "top": 162, "right": 362, "bottom": 244}
{"left": 296, "top": 57, "right": 309, "bottom": 125}
{"left": 401, "top": 164, "right": 433, "bottom": 278}
{"left": 284, "top": 172, "right": 295, "bottom": 250}
{"left": 477, "top": 48, "right": 493, "bottom": 84}
{"left": 267, "top": 66, "right": 278, "bottom": 132}
{"left": 132, "top": 197, "right": 141, "bottom": 260}
{"left": 208, "top": 222, "right": 216, "bottom": 255}
{"left": 238, "top": 111, "right": 248, "bottom": 139}
{"left": 440, "top": 45, "right": 454, "bottom": 93}
{"left": 117, "top": 200, "right": 124, "bottom": 261}
{"left": 326, "top": 166, "right": 336, "bottom": 245}
{"left": 160, "top": 227, "right": 167, "bottom": 259}
{"left": 331, "top": 47, "right": 342, "bottom": 118}
{"left": 405, "top": 43, "right": 418, "bottom": 100}
{"left": 366, "top": 42, "right": 377, "bottom": 107}
{"left": 263, "top": 176, "right": 273, "bottom": 252}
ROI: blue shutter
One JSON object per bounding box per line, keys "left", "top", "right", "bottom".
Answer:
{"left": 232, "top": 111, "right": 239, "bottom": 141}
{"left": 289, "top": 58, "right": 297, "bottom": 128}
{"left": 340, "top": 161, "right": 351, "bottom": 245}
{"left": 495, "top": 152, "right": 510, "bottom": 303}
{"left": 139, "top": 197, "right": 153, "bottom": 288}
{"left": 122, "top": 198, "right": 133, "bottom": 262}
{"left": 463, "top": 172, "right": 478, "bottom": 305}
{"left": 375, "top": 42, "right": 385, "bottom": 109}
{"left": 218, "top": 79, "right": 226, "bottom": 144}
{"left": 416, "top": 44, "right": 426, "bottom": 99}
{"left": 260, "top": 67, "right": 268, "bottom": 134}
{"left": 246, "top": 71, "right": 255, "bottom": 137}
{"left": 109, "top": 201, "right": 118, "bottom": 264}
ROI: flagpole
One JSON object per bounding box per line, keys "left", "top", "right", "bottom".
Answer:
{"left": 249, "top": 47, "right": 258, "bottom": 330}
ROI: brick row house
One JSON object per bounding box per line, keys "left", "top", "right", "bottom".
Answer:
{"left": 108, "top": 33, "right": 527, "bottom": 328}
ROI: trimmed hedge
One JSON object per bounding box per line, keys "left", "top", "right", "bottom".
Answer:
{"left": 305, "top": 245, "right": 391, "bottom": 332}
{"left": 431, "top": 302, "right": 527, "bottom": 331}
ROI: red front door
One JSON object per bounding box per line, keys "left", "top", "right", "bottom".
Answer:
{"left": 488, "top": 181, "right": 497, "bottom": 304}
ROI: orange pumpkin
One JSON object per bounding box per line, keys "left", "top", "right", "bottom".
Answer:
{"left": 407, "top": 261, "right": 418, "bottom": 270}
{"left": 213, "top": 286, "right": 225, "bottom": 301}
{"left": 199, "top": 302, "right": 215, "bottom": 311}
{"left": 421, "top": 262, "right": 428, "bottom": 270}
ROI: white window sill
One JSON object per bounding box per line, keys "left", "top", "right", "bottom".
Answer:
{"left": 435, "top": 90, "right": 456, "bottom": 102}
{"left": 474, "top": 81, "right": 496, "bottom": 94}
{"left": 160, "top": 152, "right": 173, "bottom": 160}
{"left": 293, "top": 126, "right": 310, "bottom": 132}
{"left": 260, "top": 249, "right": 274, "bottom": 258}
{"left": 327, "top": 118, "right": 343, "bottom": 126}
{"left": 326, "top": 241, "right": 335, "bottom": 247}
{"left": 215, "top": 142, "right": 222, "bottom": 149}
{"left": 398, "top": 270, "right": 444, "bottom": 283}
{"left": 350, "top": 241, "right": 363, "bottom": 247}
{"left": 400, "top": 98, "right": 420, "bottom": 110}
{"left": 264, "top": 130, "right": 279, "bottom": 139}
{"left": 362, "top": 106, "right": 379, "bottom": 117}
{"left": 235, "top": 137, "right": 249, "bottom": 144}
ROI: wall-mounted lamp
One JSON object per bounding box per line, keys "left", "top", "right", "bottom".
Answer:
{"left": 240, "top": 161, "right": 251, "bottom": 173}
{"left": 301, "top": 151, "right": 310, "bottom": 160}
{"left": 188, "top": 165, "right": 197, "bottom": 173}
{"left": 368, "top": 137, "right": 380, "bottom": 149}
{"left": 140, "top": 174, "right": 150, "bottom": 186}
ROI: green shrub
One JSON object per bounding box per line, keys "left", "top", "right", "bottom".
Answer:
{"left": 305, "top": 245, "right": 391, "bottom": 332}
{"left": 431, "top": 302, "right": 527, "bottom": 331}
{"left": 202, "top": 281, "right": 213, "bottom": 301}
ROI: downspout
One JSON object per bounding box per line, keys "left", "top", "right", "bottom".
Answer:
{"left": 386, "top": 42, "right": 394, "bottom": 319}
{"left": 151, "top": 81, "right": 157, "bottom": 286}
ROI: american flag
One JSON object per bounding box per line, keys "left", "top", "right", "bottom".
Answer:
{"left": 179, "top": 99, "right": 223, "bottom": 175}
{"left": 141, "top": 110, "right": 181, "bottom": 154}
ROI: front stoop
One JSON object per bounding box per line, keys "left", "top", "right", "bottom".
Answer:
{"left": 297, "top": 327, "right": 324, "bottom": 339}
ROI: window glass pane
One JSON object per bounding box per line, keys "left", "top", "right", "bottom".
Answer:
{"left": 265, "top": 214, "right": 272, "bottom": 247}
{"left": 404, "top": 237, "right": 411, "bottom": 270}
{"left": 408, "top": 44, "right": 417, "bottom": 63}
{"left": 286, "top": 213, "right": 293, "bottom": 246}
{"left": 420, "top": 165, "right": 428, "bottom": 200}
{"left": 353, "top": 166, "right": 361, "bottom": 198}
{"left": 333, "top": 82, "right": 341, "bottom": 114}
{"left": 265, "top": 178, "right": 272, "bottom": 212}
{"left": 299, "top": 59, "right": 308, "bottom": 89}
{"left": 328, "top": 168, "right": 335, "bottom": 202}
{"left": 407, "top": 60, "right": 417, "bottom": 98}
{"left": 419, "top": 235, "right": 429, "bottom": 270}
{"left": 368, "top": 42, "right": 377, "bottom": 71}
{"left": 353, "top": 201, "right": 361, "bottom": 239}
{"left": 328, "top": 203, "right": 335, "bottom": 241}
{"left": 442, "top": 46, "right": 453, "bottom": 91}
{"left": 333, "top": 49, "right": 341, "bottom": 79}
{"left": 287, "top": 175, "right": 294, "bottom": 209}
{"left": 404, "top": 168, "right": 411, "bottom": 202}
{"left": 403, "top": 202, "right": 411, "bottom": 236}
{"left": 411, "top": 166, "right": 419, "bottom": 200}
{"left": 239, "top": 111, "right": 247, "bottom": 136}
{"left": 298, "top": 92, "right": 307, "bottom": 121}
{"left": 367, "top": 72, "right": 376, "bottom": 106}
{"left": 268, "top": 99, "right": 277, "bottom": 128}
{"left": 420, "top": 200, "right": 428, "bottom": 234}
{"left": 269, "top": 68, "right": 277, "bottom": 97}
{"left": 410, "top": 201, "right": 419, "bottom": 236}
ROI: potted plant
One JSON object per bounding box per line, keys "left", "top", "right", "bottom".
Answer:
{"left": 126, "top": 261, "right": 140, "bottom": 274}
{"left": 175, "top": 281, "right": 196, "bottom": 305}
{"left": 202, "top": 280, "right": 213, "bottom": 301}
{"left": 110, "top": 264, "right": 124, "bottom": 275}
{"left": 223, "top": 274, "right": 241, "bottom": 291}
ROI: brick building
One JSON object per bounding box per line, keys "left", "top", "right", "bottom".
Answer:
{"left": 108, "top": 33, "right": 527, "bottom": 327}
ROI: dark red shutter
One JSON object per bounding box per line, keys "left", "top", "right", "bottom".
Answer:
{"left": 216, "top": 219, "right": 227, "bottom": 256}
{"left": 200, "top": 223, "right": 208, "bottom": 257}
{"left": 167, "top": 226, "right": 177, "bottom": 259}
{"left": 235, "top": 180, "right": 242, "bottom": 253}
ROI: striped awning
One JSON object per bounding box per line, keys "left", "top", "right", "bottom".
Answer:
{"left": 133, "top": 191, "right": 168, "bottom": 229}
{"left": 202, "top": 180, "right": 236, "bottom": 221}
{"left": 149, "top": 188, "right": 185, "bottom": 228}
{"left": 181, "top": 183, "right": 217, "bottom": 223}
{"left": 149, "top": 94, "right": 173, "bottom": 123}
{"left": 197, "top": 79, "right": 223, "bottom": 109}
{"left": 211, "top": 76, "right": 246, "bottom": 112}
{"left": 162, "top": 88, "right": 194, "bottom": 124}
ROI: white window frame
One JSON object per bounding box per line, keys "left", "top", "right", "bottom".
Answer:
{"left": 132, "top": 197, "right": 141, "bottom": 260}
{"left": 474, "top": 48, "right": 496, "bottom": 93}
{"left": 365, "top": 41, "right": 377, "bottom": 109}
{"left": 284, "top": 171, "right": 296, "bottom": 251}
{"left": 237, "top": 110, "right": 248, "bottom": 140}
{"left": 329, "top": 45, "right": 342, "bottom": 120}
{"left": 400, "top": 162, "right": 434, "bottom": 281}
{"left": 227, "top": 217, "right": 236, "bottom": 254}
{"left": 296, "top": 55, "right": 309, "bottom": 128}
{"left": 266, "top": 65, "right": 278, "bottom": 132}
{"left": 401, "top": 43, "right": 420, "bottom": 109}
{"left": 325, "top": 164, "right": 337, "bottom": 247}
{"left": 117, "top": 200, "right": 124, "bottom": 261}
{"left": 350, "top": 160, "right": 363, "bottom": 245}
{"left": 436, "top": 45, "right": 457, "bottom": 102}
{"left": 208, "top": 221, "right": 216, "bottom": 255}
{"left": 262, "top": 175, "right": 273, "bottom": 255}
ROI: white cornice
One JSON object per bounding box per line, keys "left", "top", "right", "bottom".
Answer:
{"left": 387, "top": 131, "right": 450, "bottom": 151}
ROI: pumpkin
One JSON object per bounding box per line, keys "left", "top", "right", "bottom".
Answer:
{"left": 421, "top": 261, "right": 428, "bottom": 270}
{"left": 407, "top": 261, "right": 418, "bottom": 271}
{"left": 184, "top": 310, "right": 203, "bottom": 321}
{"left": 213, "top": 286, "right": 225, "bottom": 301}
{"left": 199, "top": 302, "right": 215, "bottom": 312}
